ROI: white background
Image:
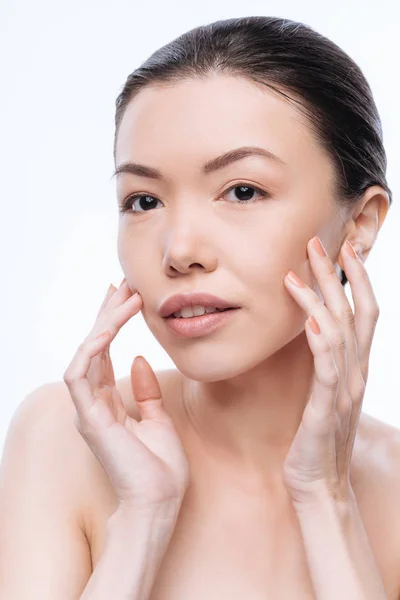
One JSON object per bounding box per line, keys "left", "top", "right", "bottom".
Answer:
{"left": 1, "top": 0, "right": 399, "bottom": 457}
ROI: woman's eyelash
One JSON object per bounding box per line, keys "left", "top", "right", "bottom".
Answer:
{"left": 119, "top": 183, "right": 270, "bottom": 215}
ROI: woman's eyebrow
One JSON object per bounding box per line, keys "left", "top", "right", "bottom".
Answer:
{"left": 111, "top": 145, "right": 287, "bottom": 181}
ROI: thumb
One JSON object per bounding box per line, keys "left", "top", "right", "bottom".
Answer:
{"left": 130, "top": 356, "right": 170, "bottom": 422}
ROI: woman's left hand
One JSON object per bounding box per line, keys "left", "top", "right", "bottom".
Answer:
{"left": 282, "top": 236, "right": 379, "bottom": 506}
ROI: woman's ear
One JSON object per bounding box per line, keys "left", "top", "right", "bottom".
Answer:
{"left": 336, "top": 185, "right": 390, "bottom": 273}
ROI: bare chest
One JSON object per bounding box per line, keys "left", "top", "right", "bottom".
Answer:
{"left": 147, "top": 490, "right": 317, "bottom": 600}
{"left": 85, "top": 392, "right": 400, "bottom": 599}
{"left": 88, "top": 479, "right": 400, "bottom": 600}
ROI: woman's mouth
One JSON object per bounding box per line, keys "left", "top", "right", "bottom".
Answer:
{"left": 164, "top": 307, "right": 240, "bottom": 338}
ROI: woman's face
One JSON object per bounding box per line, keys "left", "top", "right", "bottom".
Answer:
{"left": 115, "top": 74, "right": 347, "bottom": 381}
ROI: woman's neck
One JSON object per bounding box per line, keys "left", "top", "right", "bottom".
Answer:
{"left": 179, "top": 330, "right": 315, "bottom": 490}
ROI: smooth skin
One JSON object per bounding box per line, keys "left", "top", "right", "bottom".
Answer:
{"left": 63, "top": 279, "right": 190, "bottom": 512}
{"left": 115, "top": 73, "right": 389, "bottom": 496}
{"left": 281, "top": 235, "right": 379, "bottom": 506}
{"left": 0, "top": 72, "right": 394, "bottom": 599}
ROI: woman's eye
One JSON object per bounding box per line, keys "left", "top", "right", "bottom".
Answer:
{"left": 119, "top": 184, "right": 269, "bottom": 215}
{"left": 223, "top": 184, "right": 269, "bottom": 204}
{"left": 119, "top": 194, "right": 162, "bottom": 214}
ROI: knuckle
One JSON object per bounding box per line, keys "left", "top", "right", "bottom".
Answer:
{"left": 63, "top": 366, "right": 79, "bottom": 383}
{"left": 318, "top": 365, "right": 340, "bottom": 389}
{"left": 320, "top": 337, "right": 332, "bottom": 353}
{"left": 369, "top": 303, "right": 380, "bottom": 322}
{"left": 317, "top": 369, "right": 339, "bottom": 390}
{"left": 63, "top": 340, "right": 92, "bottom": 383}
{"left": 311, "top": 296, "right": 322, "bottom": 312}
{"left": 78, "top": 341, "right": 88, "bottom": 353}
{"left": 330, "top": 329, "right": 346, "bottom": 350}
{"left": 63, "top": 370, "right": 73, "bottom": 384}
{"left": 354, "top": 384, "right": 366, "bottom": 404}
{"left": 326, "top": 262, "right": 337, "bottom": 277}
{"left": 339, "top": 307, "right": 355, "bottom": 328}
{"left": 351, "top": 370, "right": 367, "bottom": 400}
{"left": 74, "top": 413, "right": 92, "bottom": 437}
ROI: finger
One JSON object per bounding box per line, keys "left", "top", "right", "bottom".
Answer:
{"left": 339, "top": 242, "right": 379, "bottom": 383}
{"left": 83, "top": 288, "right": 142, "bottom": 394}
{"left": 303, "top": 316, "right": 340, "bottom": 423}
{"left": 86, "top": 339, "right": 116, "bottom": 391}
{"left": 304, "top": 316, "right": 352, "bottom": 481}
{"left": 307, "top": 237, "right": 359, "bottom": 388}
{"left": 96, "top": 284, "right": 117, "bottom": 319}
{"left": 89, "top": 288, "right": 142, "bottom": 342}
{"left": 338, "top": 243, "right": 374, "bottom": 468}
{"left": 95, "top": 277, "right": 136, "bottom": 324}
{"left": 89, "top": 386, "right": 128, "bottom": 428}
{"left": 111, "top": 386, "right": 129, "bottom": 426}
{"left": 104, "top": 292, "right": 142, "bottom": 339}
{"left": 87, "top": 280, "right": 131, "bottom": 390}
{"left": 284, "top": 269, "right": 348, "bottom": 408}
{"left": 305, "top": 237, "right": 365, "bottom": 427}
{"left": 130, "top": 356, "right": 171, "bottom": 423}
{"left": 104, "top": 278, "right": 138, "bottom": 314}
{"left": 64, "top": 331, "right": 112, "bottom": 417}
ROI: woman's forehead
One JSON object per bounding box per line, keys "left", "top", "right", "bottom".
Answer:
{"left": 115, "top": 75, "right": 330, "bottom": 180}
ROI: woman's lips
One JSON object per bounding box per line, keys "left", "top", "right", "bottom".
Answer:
{"left": 164, "top": 308, "right": 240, "bottom": 338}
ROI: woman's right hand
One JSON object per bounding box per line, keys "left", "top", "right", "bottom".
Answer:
{"left": 63, "top": 279, "right": 190, "bottom": 513}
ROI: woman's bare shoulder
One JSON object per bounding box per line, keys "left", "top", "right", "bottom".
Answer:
{"left": 50, "top": 374, "right": 400, "bottom": 567}
{"left": 352, "top": 411, "right": 400, "bottom": 510}
{"left": 357, "top": 411, "right": 400, "bottom": 454}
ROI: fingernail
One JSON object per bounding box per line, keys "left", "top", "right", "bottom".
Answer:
{"left": 128, "top": 292, "right": 140, "bottom": 301}
{"left": 286, "top": 271, "right": 305, "bottom": 288}
{"left": 308, "top": 316, "right": 321, "bottom": 335}
{"left": 345, "top": 240, "right": 359, "bottom": 259}
{"left": 119, "top": 276, "right": 126, "bottom": 288}
{"left": 311, "top": 236, "right": 327, "bottom": 257}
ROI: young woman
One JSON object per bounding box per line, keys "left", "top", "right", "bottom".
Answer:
{"left": 0, "top": 15, "right": 396, "bottom": 600}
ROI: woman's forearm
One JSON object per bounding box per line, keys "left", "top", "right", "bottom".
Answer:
{"left": 293, "top": 488, "right": 388, "bottom": 600}
{"left": 79, "top": 503, "right": 181, "bottom": 600}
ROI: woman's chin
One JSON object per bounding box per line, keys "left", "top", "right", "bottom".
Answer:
{"left": 169, "top": 354, "right": 264, "bottom": 383}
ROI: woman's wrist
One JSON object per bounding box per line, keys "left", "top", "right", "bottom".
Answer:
{"left": 106, "top": 498, "right": 184, "bottom": 557}
{"left": 109, "top": 497, "right": 183, "bottom": 529}
{"left": 79, "top": 500, "right": 182, "bottom": 600}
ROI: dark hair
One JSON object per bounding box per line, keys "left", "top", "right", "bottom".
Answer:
{"left": 113, "top": 15, "right": 393, "bottom": 287}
